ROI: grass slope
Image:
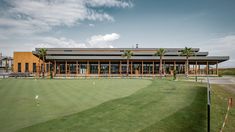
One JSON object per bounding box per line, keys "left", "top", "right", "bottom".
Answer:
{"left": 18, "top": 80, "right": 207, "bottom": 132}
{"left": 140, "top": 84, "right": 206, "bottom": 132}
{"left": 0, "top": 79, "right": 151, "bottom": 132}
{"left": 211, "top": 84, "right": 235, "bottom": 132}
{"left": 219, "top": 68, "right": 235, "bottom": 76}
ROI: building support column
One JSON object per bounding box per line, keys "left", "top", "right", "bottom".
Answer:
{"left": 163, "top": 61, "right": 166, "bottom": 75}
{"left": 68, "top": 63, "right": 70, "bottom": 77}
{"left": 216, "top": 61, "right": 218, "bottom": 75}
{"left": 76, "top": 61, "right": 78, "bottom": 77}
{"left": 120, "top": 61, "right": 122, "bottom": 77}
{"left": 78, "top": 62, "right": 80, "bottom": 76}
{"left": 206, "top": 61, "right": 209, "bottom": 75}
{"left": 192, "top": 65, "right": 194, "bottom": 75}
{"left": 65, "top": 61, "right": 67, "bottom": 78}
{"left": 48, "top": 62, "right": 50, "bottom": 74}
{"left": 174, "top": 61, "right": 176, "bottom": 71}
{"left": 58, "top": 64, "right": 61, "bottom": 76}
{"left": 109, "top": 61, "right": 111, "bottom": 77}
{"left": 131, "top": 61, "right": 133, "bottom": 75}
{"left": 87, "top": 60, "right": 89, "bottom": 77}
{"left": 48, "top": 62, "right": 49, "bottom": 74}
{"left": 152, "top": 61, "right": 155, "bottom": 76}
{"left": 142, "top": 61, "right": 144, "bottom": 77}
{"left": 198, "top": 64, "right": 201, "bottom": 75}
{"left": 195, "top": 61, "right": 198, "bottom": 75}
{"left": 54, "top": 60, "right": 56, "bottom": 76}
{"left": 98, "top": 61, "right": 100, "bottom": 78}
{"left": 188, "top": 62, "right": 190, "bottom": 75}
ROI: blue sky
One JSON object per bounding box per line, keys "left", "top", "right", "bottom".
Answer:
{"left": 0, "top": 0, "right": 235, "bottom": 67}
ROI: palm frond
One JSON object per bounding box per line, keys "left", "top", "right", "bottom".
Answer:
{"left": 180, "top": 47, "right": 195, "bottom": 57}
{"left": 154, "top": 48, "right": 166, "bottom": 56}
{"left": 122, "top": 50, "right": 133, "bottom": 59}
{"left": 38, "top": 48, "right": 47, "bottom": 60}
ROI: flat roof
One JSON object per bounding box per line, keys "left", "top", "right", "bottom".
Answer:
{"left": 35, "top": 48, "right": 200, "bottom": 52}
{"left": 46, "top": 56, "right": 229, "bottom": 63}
{"left": 32, "top": 48, "right": 229, "bottom": 64}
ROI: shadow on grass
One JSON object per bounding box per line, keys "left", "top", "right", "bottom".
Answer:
{"left": 140, "top": 86, "right": 207, "bottom": 132}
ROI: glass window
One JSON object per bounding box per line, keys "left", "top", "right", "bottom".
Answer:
{"left": 69, "top": 63, "right": 76, "bottom": 74}
{"left": 143, "top": 63, "right": 152, "bottom": 74}
{"left": 33, "top": 63, "right": 36, "bottom": 73}
{"left": 25, "top": 63, "right": 29, "bottom": 72}
{"left": 80, "top": 63, "right": 87, "bottom": 74}
{"left": 18, "top": 63, "right": 21, "bottom": 72}
{"left": 121, "top": 63, "right": 127, "bottom": 74}
{"left": 41, "top": 64, "right": 43, "bottom": 72}
{"left": 133, "top": 63, "right": 141, "bottom": 74}
{"left": 46, "top": 64, "right": 49, "bottom": 72}
{"left": 90, "top": 63, "right": 98, "bottom": 74}
{"left": 111, "top": 64, "right": 119, "bottom": 74}
{"left": 154, "top": 63, "right": 159, "bottom": 74}
{"left": 60, "top": 64, "right": 65, "bottom": 74}
{"left": 100, "top": 63, "right": 109, "bottom": 74}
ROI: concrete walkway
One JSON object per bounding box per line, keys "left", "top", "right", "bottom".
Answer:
{"left": 207, "top": 76, "right": 235, "bottom": 95}
{"left": 208, "top": 76, "right": 235, "bottom": 84}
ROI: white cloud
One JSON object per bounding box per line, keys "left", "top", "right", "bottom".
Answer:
{"left": 34, "top": 37, "right": 87, "bottom": 48}
{"left": 88, "top": 33, "right": 120, "bottom": 47}
{"left": 0, "top": 0, "right": 131, "bottom": 36}
{"left": 197, "top": 35, "right": 235, "bottom": 67}
{"left": 86, "top": 0, "right": 132, "bottom": 8}
{"left": 0, "top": 32, "right": 120, "bottom": 56}
{"left": 199, "top": 35, "right": 235, "bottom": 55}
{"left": 34, "top": 33, "right": 120, "bottom": 49}
{"left": 89, "top": 23, "right": 95, "bottom": 27}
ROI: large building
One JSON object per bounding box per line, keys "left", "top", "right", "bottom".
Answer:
{"left": 13, "top": 48, "right": 229, "bottom": 77}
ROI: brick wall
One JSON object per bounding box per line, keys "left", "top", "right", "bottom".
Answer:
{"left": 13, "top": 52, "right": 42, "bottom": 73}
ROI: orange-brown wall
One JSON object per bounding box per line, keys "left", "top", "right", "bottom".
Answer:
{"left": 13, "top": 52, "right": 41, "bottom": 73}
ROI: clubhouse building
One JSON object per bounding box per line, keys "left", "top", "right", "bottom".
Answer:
{"left": 13, "top": 48, "right": 229, "bottom": 77}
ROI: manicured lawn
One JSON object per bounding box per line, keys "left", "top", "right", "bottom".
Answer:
{"left": 0, "top": 79, "right": 151, "bottom": 132}
{"left": 0, "top": 78, "right": 208, "bottom": 132}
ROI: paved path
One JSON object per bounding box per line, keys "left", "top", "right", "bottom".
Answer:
{"left": 207, "top": 76, "right": 235, "bottom": 95}
{"left": 208, "top": 76, "right": 235, "bottom": 84}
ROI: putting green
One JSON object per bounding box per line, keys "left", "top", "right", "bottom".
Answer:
{"left": 0, "top": 79, "right": 151, "bottom": 132}
{"left": 17, "top": 79, "right": 207, "bottom": 132}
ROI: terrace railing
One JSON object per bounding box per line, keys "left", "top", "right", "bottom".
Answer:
{"left": 207, "top": 76, "right": 211, "bottom": 132}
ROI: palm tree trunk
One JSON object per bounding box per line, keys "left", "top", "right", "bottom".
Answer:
{"left": 159, "top": 56, "right": 162, "bottom": 78}
{"left": 126, "top": 59, "right": 129, "bottom": 77}
{"left": 186, "top": 56, "right": 189, "bottom": 78}
{"left": 5, "top": 59, "right": 8, "bottom": 72}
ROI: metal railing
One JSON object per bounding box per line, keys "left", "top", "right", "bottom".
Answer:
{"left": 207, "top": 76, "right": 211, "bottom": 132}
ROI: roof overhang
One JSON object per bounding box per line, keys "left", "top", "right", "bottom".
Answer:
{"left": 46, "top": 56, "right": 229, "bottom": 64}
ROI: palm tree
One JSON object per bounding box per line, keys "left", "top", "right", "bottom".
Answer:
{"left": 38, "top": 48, "right": 47, "bottom": 78}
{"left": 122, "top": 50, "right": 133, "bottom": 77}
{"left": 180, "top": 47, "right": 195, "bottom": 78}
{"left": 154, "top": 48, "right": 166, "bottom": 78}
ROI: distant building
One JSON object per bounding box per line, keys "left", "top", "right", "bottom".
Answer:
{"left": 0, "top": 53, "right": 13, "bottom": 73}
{"left": 0, "top": 52, "right": 2, "bottom": 67}
{"left": 13, "top": 48, "right": 229, "bottom": 77}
